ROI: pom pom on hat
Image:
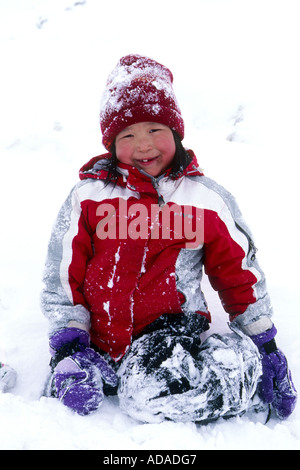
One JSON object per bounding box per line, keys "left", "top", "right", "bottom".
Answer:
{"left": 100, "top": 54, "right": 184, "bottom": 151}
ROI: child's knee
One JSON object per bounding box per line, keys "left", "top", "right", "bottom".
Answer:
{"left": 117, "top": 328, "right": 262, "bottom": 423}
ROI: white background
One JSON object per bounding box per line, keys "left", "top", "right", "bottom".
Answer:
{"left": 0, "top": 0, "right": 299, "bottom": 449}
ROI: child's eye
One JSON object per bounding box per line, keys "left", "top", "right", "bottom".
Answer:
{"left": 122, "top": 134, "right": 134, "bottom": 139}
{"left": 149, "top": 128, "right": 160, "bottom": 134}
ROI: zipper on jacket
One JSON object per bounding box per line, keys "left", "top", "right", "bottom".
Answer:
{"left": 152, "top": 179, "right": 165, "bottom": 207}
{"left": 138, "top": 169, "right": 166, "bottom": 207}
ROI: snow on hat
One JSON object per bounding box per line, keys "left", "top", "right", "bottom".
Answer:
{"left": 100, "top": 54, "right": 184, "bottom": 151}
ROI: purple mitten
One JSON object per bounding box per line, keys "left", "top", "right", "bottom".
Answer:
{"left": 251, "top": 325, "right": 297, "bottom": 419}
{"left": 49, "top": 328, "right": 118, "bottom": 415}
{"left": 49, "top": 327, "right": 90, "bottom": 360}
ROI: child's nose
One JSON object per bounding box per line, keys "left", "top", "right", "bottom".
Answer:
{"left": 136, "top": 135, "right": 152, "bottom": 152}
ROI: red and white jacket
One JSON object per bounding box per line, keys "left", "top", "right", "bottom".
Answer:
{"left": 41, "top": 151, "right": 273, "bottom": 361}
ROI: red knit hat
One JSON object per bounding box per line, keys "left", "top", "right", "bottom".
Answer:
{"left": 100, "top": 54, "right": 184, "bottom": 151}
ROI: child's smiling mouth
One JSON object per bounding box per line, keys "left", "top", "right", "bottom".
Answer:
{"left": 135, "top": 156, "right": 159, "bottom": 167}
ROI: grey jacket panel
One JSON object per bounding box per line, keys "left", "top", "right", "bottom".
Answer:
{"left": 41, "top": 180, "right": 92, "bottom": 334}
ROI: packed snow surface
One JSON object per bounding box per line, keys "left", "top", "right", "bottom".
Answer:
{"left": 0, "top": 0, "right": 300, "bottom": 450}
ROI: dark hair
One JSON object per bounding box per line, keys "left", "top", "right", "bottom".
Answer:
{"left": 103, "top": 129, "right": 191, "bottom": 185}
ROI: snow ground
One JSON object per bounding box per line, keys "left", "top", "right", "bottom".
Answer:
{"left": 0, "top": 0, "right": 300, "bottom": 450}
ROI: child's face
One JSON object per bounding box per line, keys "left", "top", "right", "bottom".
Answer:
{"left": 115, "top": 122, "right": 176, "bottom": 177}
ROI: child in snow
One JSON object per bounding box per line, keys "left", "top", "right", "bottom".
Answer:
{"left": 0, "top": 362, "right": 17, "bottom": 392}
{"left": 41, "top": 54, "right": 297, "bottom": 422}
